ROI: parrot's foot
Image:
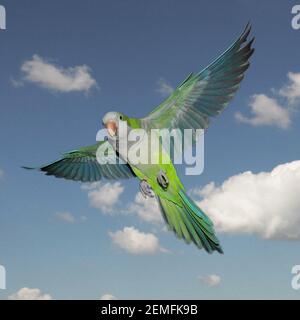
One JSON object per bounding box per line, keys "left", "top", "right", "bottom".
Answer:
{"left": 157, "top": 170, "right": 169, "bottom": 190}
{"left": 139, "top": 180, "right": 155, "bottom": 198}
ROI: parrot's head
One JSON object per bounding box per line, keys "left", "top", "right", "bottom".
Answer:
{"left": 102, "top": 111, "right": 130, "bottom": 138}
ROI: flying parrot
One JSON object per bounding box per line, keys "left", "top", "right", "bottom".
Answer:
{"left": 24, "top": 24, "right": 254, "bottom": 254}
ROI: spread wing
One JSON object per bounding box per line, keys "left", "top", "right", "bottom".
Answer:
{"left": 141, "top": 24, "right": 254, "bottom": 132}
{"left": 23, "top": 141, "right": 136, "bottom": 182}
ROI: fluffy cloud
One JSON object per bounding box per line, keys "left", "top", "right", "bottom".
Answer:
{"left": 236, "top": 71, "right": 300, "bottom": 129}
{"left": 279, "top": 72, "right": 300, "bottom": 103}
{"left": 55, "top": 211, "right": 76, "bottom": 224}
{"left": 84, "top": 182, "right": 124, "bottom": 213}
{"left": 156, "top": 78, "right": 174, "bottom": 97}
{"left": 235, "top": 94, "right": 291, "bottom": 129}
{"left": 129, "top": 193, "right": 163, "bottom": 224}
{"left": 198, "top": 274, "right": 221, "bottom": 287}
{"left": 195, "top": 161, "right": 300, "bottom": 240}
{"left": 18, "top": 55, "right": 97, "bottom": 93}
{"left": 109, "top": 226, "right": 167, "bottom": 254}
{"left": 8, "top": 288, "right": 52, "bottom": 300}
{"left": 100, "top": 293, "right": 117, "bottom": 300}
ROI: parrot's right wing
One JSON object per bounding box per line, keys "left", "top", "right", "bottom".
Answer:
{"left": 23, "top": 141, "right": 136, "bottom": 182}
{"left": 141, "top": 24, "right": 254, "bottom": 133}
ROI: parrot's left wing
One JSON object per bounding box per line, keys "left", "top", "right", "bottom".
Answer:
{"left": 141, "top": 24, "right": 254, "bottom": 132}
{"left": 23, "top": 141, "right": 136, "bottom": 182}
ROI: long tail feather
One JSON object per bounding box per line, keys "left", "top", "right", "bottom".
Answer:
{"left": 158, "top": 190, "right": 223, "bottom": 254}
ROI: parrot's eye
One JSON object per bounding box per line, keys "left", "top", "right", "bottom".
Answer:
{"left": 119, "top": 115, "right": 123, "bottom": 120}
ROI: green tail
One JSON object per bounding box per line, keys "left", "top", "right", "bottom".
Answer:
{"left": 158, "top": 190, "right": 223, "bottom": 254}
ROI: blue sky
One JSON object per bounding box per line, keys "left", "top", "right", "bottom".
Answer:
{"left": 1, "top": 0, "right": 300, "bottom": 299}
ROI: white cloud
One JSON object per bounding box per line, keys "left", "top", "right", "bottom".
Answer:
{"left": 236, "top": 72, "right": 300, "bottom": 129}
{"left": 55, "top": 211, "right": 76, "bottom": 224}
{"left": 84, "top": 182, "right": 124, "bottom": 213}
{"left": 279, "top": 72, "right": 300, "bottom": 103}
{"left": 8, "top": 288, "right": 52, "bottom": 300}
{"left": 100, "top": 293, "right": 117, "bottom": 300}
{"left": 235, "top": 94, "right": 291, "bottom": 129}
{"left": 198, "top": 274, "right": 221, "bottom": 287}
{"left": 129, "top": 193, "right": 163, "bottom": 224}
{"left": 195, "top": 160, "right": 300, "bottom": 240}
{"left": 19, "top": 55, "right": 97, "bottom": 93}
{"left": 10, "top": 77, "right": 24, "bottom": 88}
{"left": 81, "top": 182, "right": 101, "bottom": 190}
{"left": 109, "top": 226, "right": 167, "bottom": 254}
{"left": 156, "top": 78, "right": 174, "bottom": 97}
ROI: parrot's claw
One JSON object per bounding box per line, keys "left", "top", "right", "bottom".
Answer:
{"left": 139, "top": 180, "right": 155, "bottom": 198}
{"left": 157, "top": 170, "right": 169, "bottom": 190}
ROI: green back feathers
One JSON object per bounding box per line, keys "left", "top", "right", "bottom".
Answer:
{"left": 128, "top": 117, "right": 142, "bottom": 129}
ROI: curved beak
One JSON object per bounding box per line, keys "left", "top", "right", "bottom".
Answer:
{"left": 106, "top": 120, "right": 117, "bottom": 137}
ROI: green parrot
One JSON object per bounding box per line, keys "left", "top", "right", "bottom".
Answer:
{"left": 24, "top": 24, "right": 254, "bottom": 254}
